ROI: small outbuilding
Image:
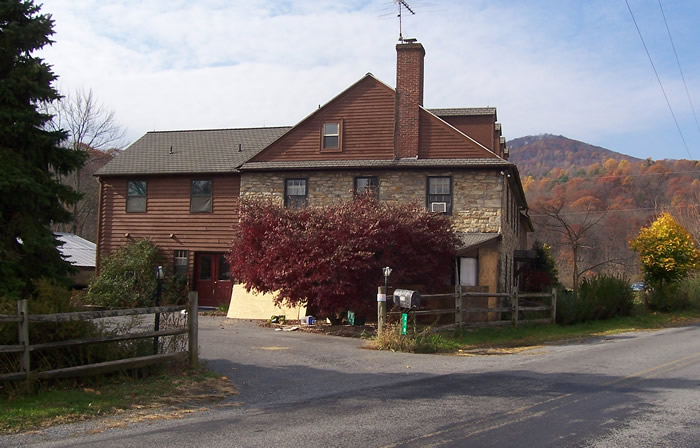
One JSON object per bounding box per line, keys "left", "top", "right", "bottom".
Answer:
{"left": 55, "top": 232, "right": 96, "bottom": 289}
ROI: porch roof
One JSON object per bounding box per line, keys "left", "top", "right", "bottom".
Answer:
{"left": 455, "top": 232, "right": 501, "bottom": 256}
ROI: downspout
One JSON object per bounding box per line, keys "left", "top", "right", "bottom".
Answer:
{"left": 95, "top": 176, "right": 104, "bottom": 275}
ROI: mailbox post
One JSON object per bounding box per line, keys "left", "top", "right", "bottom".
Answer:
{"left": 393, "top": 289, "right": 420, "bottom": 335}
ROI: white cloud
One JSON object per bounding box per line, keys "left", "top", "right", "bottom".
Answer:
{"left": 38, "top": 0, "right": 700, "bottom": 159}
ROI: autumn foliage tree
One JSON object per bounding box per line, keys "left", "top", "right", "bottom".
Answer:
{"left": 630, "top": 213, "right": 700, "bottom": 288}
{"left": 229, "top": 195, "right": 459, "bottom": 318}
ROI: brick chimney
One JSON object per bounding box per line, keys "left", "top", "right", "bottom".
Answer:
{"left": 395, "top": 42, "right": 425, "bottom": 159}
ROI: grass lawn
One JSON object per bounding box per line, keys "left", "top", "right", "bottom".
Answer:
{"left": 0, "top": 368, "right": 237, "bottom": 435}
{"left": 371, "top": 310, "right": 700, "bottom": 353}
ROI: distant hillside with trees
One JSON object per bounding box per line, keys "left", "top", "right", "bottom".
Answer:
{"left": 509, "top": 134, "right": 700, "bottom": 288}
{"left": 509, "top": 134, "right": 642, "bottom": 178}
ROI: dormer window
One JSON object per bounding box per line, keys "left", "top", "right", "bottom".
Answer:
{"left": 321, "top": 121, "right": 342, "bottom": 152}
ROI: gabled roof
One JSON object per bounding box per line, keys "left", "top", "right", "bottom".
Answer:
{"left": 248, "top": 73, "right": 395, "bottom": 164}
{"left": 96, "top": 127, "right": 291, "bottom": 176}
{"left": 55, "top": 233, "right": 96, "bottom": 268}
{"left": 420, "top": 107, "right": 502, "bottom": 159}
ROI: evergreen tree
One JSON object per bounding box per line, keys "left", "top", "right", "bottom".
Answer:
{"left": 0, "top": 0, "right": 86, "bottom": 300}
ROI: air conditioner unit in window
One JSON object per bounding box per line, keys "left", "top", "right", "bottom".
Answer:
{"left": 431, "top": 202, "right": 447, "bottom": 213}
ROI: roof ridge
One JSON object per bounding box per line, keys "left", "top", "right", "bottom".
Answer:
{"left": 428, "top": 107, "right": 497, "bottom": 114}
{"left": 145, "top": 126, "right": 293, "bottom": 135}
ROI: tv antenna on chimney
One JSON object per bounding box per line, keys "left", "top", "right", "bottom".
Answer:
{"left": 396, "top": 0, "right": 415, "bottom": 42}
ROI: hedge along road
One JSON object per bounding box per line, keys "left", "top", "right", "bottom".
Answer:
{"left": 4, "top": 317, "right": 700, "bottom": 447}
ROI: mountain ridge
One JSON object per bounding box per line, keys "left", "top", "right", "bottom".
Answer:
{"left": 508, "top": 134, "right": 642, "bottom": 178}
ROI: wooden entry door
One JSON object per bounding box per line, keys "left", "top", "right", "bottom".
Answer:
{"left": 195, "top": 253, "right": 232, "bottom": 308}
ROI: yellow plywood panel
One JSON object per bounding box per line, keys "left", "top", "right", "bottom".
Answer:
{"left": 227, "top": 283, "right": 306, "bottom": 321}
{"left": 479, "top": 247, "right": 499, "bottom": 294}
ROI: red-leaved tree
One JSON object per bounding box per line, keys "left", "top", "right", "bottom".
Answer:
{"left": 229, "top": 195, "right": 459, "bottom": 318}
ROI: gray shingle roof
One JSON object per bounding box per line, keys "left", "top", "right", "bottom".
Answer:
{"left": 55, "top": 233, "right": 96, "bottom": 267}
{"left": 456, "top": 232, "right": 502, "bottom": 255}
{"left": 241, "top": 158, "right": 513, "bottom": 171}
{"left": 96, "top": 127, "right": 292, "bottom": 176}
{"left": 428, "top": 108, "right": 497, "bottom": 117}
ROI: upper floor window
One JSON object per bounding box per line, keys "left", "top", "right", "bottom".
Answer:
{"left": 354, "top": 176, "right": 379, "bottom": 196}
{"left": 190, "top": 180, "right": 212, "bottom": 213}
{"left": 285, "top": 178, "right": 307, "bottom": 208}
{"left": 427, "top": 176, "right": 452, "bottom": 214}
{"left": 321, "top": 121, "right": 342, "bottom": 152}
{"left": 126, "top": 180, "right": 147, "bottom": 213}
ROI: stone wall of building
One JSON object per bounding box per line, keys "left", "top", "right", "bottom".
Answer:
{"left": 241, "top": 168, "right": 530, "bottom": 293}
{"left": 498, "top": 177, "right": 525, "bottom": 293}
{"left": 241, "top": 169, "right": 504, "bottom": 234}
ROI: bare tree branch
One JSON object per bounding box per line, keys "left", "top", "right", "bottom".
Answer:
{"left": 43, "top": 89, "right": 126, "bottom": 238}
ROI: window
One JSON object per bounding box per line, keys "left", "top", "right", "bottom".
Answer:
{"left": 199, "top": 254, "right": 212, "bottom": 280}
{"left": 126, "top": 180, "right": 146, "bottom": 212}
{"left": 285, "top": 178, "right": 307, "bottom": 208}
{"left": 190, "top": 180, "right": 212, "bottom": 213}
{"left": 427, "top": 176, "right": 452, "bottom": 214}
{"left": 218, "top": 254, "right": 231, "bottom": 281}
{"left": 321, "top": 121, "right": 341, "bottom": 152}
{"left": 460, "top": 257, "right": 478, "bottom": 287}
{"left": 173, "top": 250, "right": 189, "bottom": 278}
{"left": 354, "top": 176, "right": 379, "bottom": 196}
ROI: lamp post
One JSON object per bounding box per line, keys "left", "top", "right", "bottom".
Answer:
{"left": 154, "top": 265, "right": 164, "bottom": 354}
{"left": 383, "top": 267, "right": 392, "bottom": 297}
{"left": 378, "top": 267, "right": 392, "bottom": 335}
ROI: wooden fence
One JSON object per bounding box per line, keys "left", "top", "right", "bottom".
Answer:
{"left": 0, "top": 292, "right": 198, "bottom": 382}
{"left": 388, "top": 289, "right": 557, "bottom": 330}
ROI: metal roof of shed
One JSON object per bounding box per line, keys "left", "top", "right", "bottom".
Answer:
{"left": 55, "top": 233, "right": 96, "bottom": 268}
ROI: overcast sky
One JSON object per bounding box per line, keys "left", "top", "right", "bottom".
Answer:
{"left": 38, "top": 0, "right": 700, "bottom": 161}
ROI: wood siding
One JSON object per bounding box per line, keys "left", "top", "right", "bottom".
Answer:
{"left": 436, "top": 115, "right": 497, "bottom": 152}
{"left": 97, "top": 175, "right": 240, "bottom": 279}
{"left": 419, "top": 110, "right": 497, "bottom": 159}
{"left": 250, "top": 76, "right": 396, "bottom": 162}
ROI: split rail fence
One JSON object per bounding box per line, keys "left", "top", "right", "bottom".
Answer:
{"left": 388, "top": 289, "right": 557, "bottom": 331}
{"left": 0, "top": 293, "right": 198, "bottom": 382}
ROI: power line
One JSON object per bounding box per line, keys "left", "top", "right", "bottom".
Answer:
{"left": 658, "top": 0, "right": 700, "bottom": 137}
{"left": 624, "top": 0, "right": 693, "bottom": 159}
{"left": 530, "top": 203, "right": 699, "bottom": 217}
{"left": 528, "top": 168, "right": 700, "bottom": 182}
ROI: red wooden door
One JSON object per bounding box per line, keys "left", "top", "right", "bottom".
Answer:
{"left": 195, "top": 253, "right": 232, "bottom": 307}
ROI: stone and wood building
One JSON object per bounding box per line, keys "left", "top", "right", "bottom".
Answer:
{"left": 95, "top": 41, "right": 532, "bottom": 312}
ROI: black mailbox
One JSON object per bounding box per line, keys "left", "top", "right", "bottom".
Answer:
{"left": 393, "top": 289, "right": 420, "bottom": 309}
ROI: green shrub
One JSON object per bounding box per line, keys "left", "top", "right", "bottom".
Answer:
{"left": 88, "top": 240, "right": 186, "bottom": 308}
{"left": 678, "top": 274, "right": 700, "bottom": 310}
{"left": 555, "top": 289, "right": 593, "bottom": 325}
{"left": 556, "top": 275, "right": 634, "bottom": 325}
{"left": 579, "top": 274, "right": 634, "bottom": 320}
{"left": 646, "top": 275, "right": 700, "bottom": 311}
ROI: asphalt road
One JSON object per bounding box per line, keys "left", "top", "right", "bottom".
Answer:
{"left": 4, "top": 317, "right": 700, "bottom": 447}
